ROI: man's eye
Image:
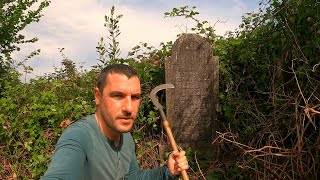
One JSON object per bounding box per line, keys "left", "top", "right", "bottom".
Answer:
{"left": 132, "top": 95, "right": 141, "bottom": 100}
{"left": 112, "top": 94, "right": 123, "bottom": 98}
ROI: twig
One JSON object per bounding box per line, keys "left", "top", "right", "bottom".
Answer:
{"left": 291, "top": 60, "right": 316, "bottom": 128}
{"left": 291, "top": 60, "right": 307, "bottom": 106}
{"left": 214, "top": 131, "right": 254, "bottom": 150}
{"left": 284, "top": 18, "right": 308, "bottom": 63}
{"left": 312, "top": 63, "right": 319, "bottom": 72}
{"left": 305, "top": 106, "right": 320, "bottom": 116}
{"left": 245, "top": 145, "right": 291, "bottom": 154}
{"left": 194, "top": 152, "right": 206, "bottom": 180}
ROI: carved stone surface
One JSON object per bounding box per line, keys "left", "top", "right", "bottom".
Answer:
{"left": 165, "top": 33, "right": 219, "bottom": 150}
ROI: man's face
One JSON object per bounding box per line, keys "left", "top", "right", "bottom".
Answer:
{"left": 95, "top": 73, "right": 141, "bottom": 134}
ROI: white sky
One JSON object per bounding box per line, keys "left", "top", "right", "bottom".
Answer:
{"left": 13, "top": 0, "right": 259, "bottom": 79}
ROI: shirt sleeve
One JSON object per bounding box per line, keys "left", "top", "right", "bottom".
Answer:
{"left": 125, "top": 152, "right": 178, "bottom": 180}
{"left": 40, "top": 124, "right": 91, "bottom": 180}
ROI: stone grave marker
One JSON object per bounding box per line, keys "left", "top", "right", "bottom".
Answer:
{"left": 165, "top": 33, "right": 219, "bottom": 150}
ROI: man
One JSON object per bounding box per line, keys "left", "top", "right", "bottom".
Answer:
{"left": 42, "top": 64, "right": 189, "bottom": 179}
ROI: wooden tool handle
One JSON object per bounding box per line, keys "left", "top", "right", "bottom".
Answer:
{"left": 163, "top": 119, "right": 189, "bottom": 180}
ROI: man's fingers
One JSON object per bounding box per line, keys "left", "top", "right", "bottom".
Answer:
{"left": 176, "top": 155, "right": 187, "bottom": 163}
{"left": 172, "top": 150, "right": 189, "bottom": 171}
{"left": 178, "top": 150, "right": 186, "bottom": 157}
{"left": 171, "top": 150, "right": 180, "bottom": 157}
{"left": 172, "top": 150, "right": 186, "bottom": 158}
{"left": 177, "top": 162, "right": 189, "bottom": 171}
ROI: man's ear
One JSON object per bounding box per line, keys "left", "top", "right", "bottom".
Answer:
{"left": 94, "top": 87, "right": 100, "bottom": 105}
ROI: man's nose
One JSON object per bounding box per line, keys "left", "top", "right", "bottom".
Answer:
{"left": 122, "top": 97, "right": 133, "bottom": 114}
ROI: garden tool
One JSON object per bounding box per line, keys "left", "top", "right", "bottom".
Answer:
{"left": 150, "top": 83, "right": 189, "bottom": 180}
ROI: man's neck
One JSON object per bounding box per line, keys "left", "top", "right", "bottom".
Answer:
{"left": 94, "top": 113, "right": 121, "bottom": 146}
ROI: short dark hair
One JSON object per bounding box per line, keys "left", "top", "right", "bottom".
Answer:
{"left": 97, "top": 64, "right": 139, "bottom": 93}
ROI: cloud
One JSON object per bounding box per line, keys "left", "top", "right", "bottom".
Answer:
{"left": 13, "top": 0, "right": 259, "bottom": 79}
{"left": 115, "top": 6, "right": 181, "bottom": 54}
{"left": 15, "top": 0, "right": 107, "bottom": 74}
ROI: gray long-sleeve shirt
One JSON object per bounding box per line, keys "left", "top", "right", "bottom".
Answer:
{"left": 41, "top": 114, "right": 177, "bottom": 180}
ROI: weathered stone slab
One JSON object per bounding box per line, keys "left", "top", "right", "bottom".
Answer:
{"left": 165, "top": 33, "right": 219, "bottom": 150}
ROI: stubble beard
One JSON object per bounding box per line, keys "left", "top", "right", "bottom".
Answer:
{"left": 104, "top": 116, "right": 135, "bottom": 134}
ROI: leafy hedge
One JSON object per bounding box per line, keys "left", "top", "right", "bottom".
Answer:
{"left": 214, "top": 0, "right": 320, "bottom": 178}
{"left": 0, "top": 53, "right": 169, "bottom": 179}
{"left": 0, "top": 60, "right": 96, "bottom": 178}
{"left": 1, "top": 0, "right": 320, "bottom": 179}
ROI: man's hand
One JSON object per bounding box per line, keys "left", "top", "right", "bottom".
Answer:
{"left": 167, "top": 151, "right": 189, "bottom": 176}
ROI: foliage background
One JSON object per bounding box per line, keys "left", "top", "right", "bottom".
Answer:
{"left": 1, "top": 0, "right": 320, "bottom": 179}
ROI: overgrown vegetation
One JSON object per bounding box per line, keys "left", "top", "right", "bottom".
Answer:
{"left": 1, "top": 0, "right": 320, "bottom": 179}
{"left": 0, "top": 0, "right": 50, "bottom": 95}
{"left": 214, "top": 0, "right": 320, "bottom": 179}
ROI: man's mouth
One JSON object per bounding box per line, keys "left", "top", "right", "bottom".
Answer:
{"left": 117, "top": 118, "right": 133, "bottom": 126}
{"left": 117, "top": 117, "right": 133, "bottom": 120}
